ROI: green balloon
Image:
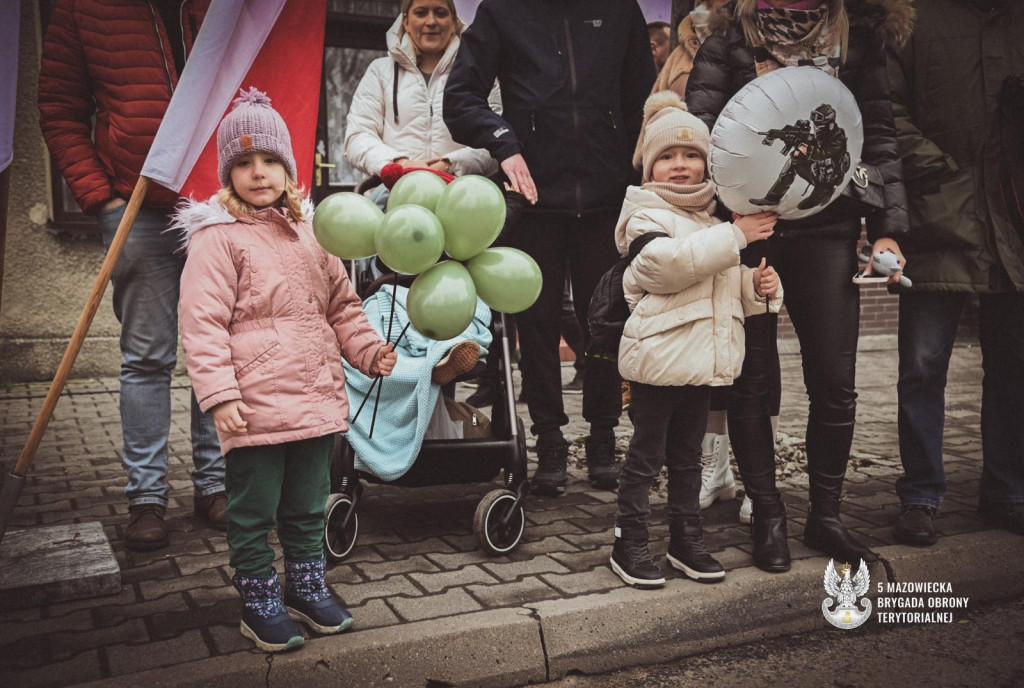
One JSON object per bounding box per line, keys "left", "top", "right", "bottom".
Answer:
{"left": 407, "top": 261, "right": 478, "bottom": 341}
{"left": 387, "top": 170, "right": 448, "bottom": 213}
{"left": 313, "top": 192, "right": 384, "bottom": 259}
{"left": 465, "top": 247, "right": 542, "bottom": 314}
{"left": 374, "top": 205, "right": 445, "bottom": 275}
{"left": 434, "top": 175, "right": 507, "bottom": 261}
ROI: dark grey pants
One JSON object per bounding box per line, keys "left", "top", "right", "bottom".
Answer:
{"left": 615, "top": 382, "right": 711, "bottom": 539}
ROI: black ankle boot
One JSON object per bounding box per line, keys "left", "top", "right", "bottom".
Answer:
{"left": 751, "top": 499, "right": 791, "bottom": 573}
{"left": 804, "top": 498, "right": 878, "bottom": 565}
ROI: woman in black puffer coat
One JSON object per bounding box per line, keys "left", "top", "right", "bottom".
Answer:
{"left": 685, "top": 0, "right": 913, "bottom": 572}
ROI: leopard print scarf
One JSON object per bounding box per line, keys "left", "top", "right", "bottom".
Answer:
{"left": 752, "top": 4, "right": 841, "bottom": 78}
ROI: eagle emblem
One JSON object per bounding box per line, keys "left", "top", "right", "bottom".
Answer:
{"left": 822, "top": 558, "right": 872, "bottom": 629}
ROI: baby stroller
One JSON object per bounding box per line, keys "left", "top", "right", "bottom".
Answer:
{"left": 323, "top": 267, "right": 529, "bottom": 561}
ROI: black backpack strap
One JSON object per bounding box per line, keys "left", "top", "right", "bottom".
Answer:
{"left": 626, "top": 231, "right": 669, "bottom": 263}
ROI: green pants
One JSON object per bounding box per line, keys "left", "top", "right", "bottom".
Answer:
{"left": 225, "top": 435, "right": 334, "bottom": 576}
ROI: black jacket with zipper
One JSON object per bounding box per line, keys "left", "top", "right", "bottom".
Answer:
{"left": 443, "top": 0, "right": 656, "bottom": 215}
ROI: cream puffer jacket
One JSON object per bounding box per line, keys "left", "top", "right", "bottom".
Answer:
{"left": 344, "top": 16, "right": 501, "bottom": 178}
{"left": 616, "top": 186, "right": 782, "bottom": 388}
{"left": 178, "top": 200, "right": 386, "bottom": 454}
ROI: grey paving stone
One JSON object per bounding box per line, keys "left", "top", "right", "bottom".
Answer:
{"left": 0, "top": 648, "right": 103, "bottom": 687}
{"left": 480, "top": 556, "right": 571, "bottom": 581}
{"left": 539, "top": 569, "right": 622, "bottom": 596}
{"left": 467, "top": 576, "right": 561, "bottom": 608}
{"left": 48, "top": 618, "right": 150, "bottom": 662}
{"left": 352, "top": 554, "right": 439, "bottom": 579}
{"left": 346, "top": 597, "right": 402, "bottom": 631}
{"left": 338, "top": 575, "right": 422, "bottom": 606}
{"left": 408, "top": 565, "right": 500, "bottom": 593}
{"left": 105, "top": 629, "right": 211, "bottom": 676}
{"left": 389, "top": 587, "right": 483, "bottom": 622}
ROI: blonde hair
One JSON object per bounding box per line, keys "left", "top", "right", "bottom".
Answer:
{"left": 734, "top": 0, "right": 849, "bottom": 63}
{"left": 401, "top": 0, "right": 462, "bottom": 43}
{"left": 217, "top": 173, "right": 307, "bottom": 222}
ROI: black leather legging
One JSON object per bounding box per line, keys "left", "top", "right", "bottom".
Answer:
{"left": 728, "top": 233, "right": 860, "bottom": 503}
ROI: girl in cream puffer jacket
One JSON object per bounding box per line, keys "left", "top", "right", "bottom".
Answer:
{"left": 617, "top": 187, "right": 782, "bottom": 388}
{"left": 344, "top": 13, "right": 501, "bottom": 179}
{"left": 609, "top": 92, "right": 781, "bottom": 590}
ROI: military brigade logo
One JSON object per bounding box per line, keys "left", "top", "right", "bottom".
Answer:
{"left": 822, "top": 558, "right": 872, "bottom": 630}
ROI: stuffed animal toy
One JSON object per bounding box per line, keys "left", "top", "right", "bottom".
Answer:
{"left": 854, "top": 245, "right": 912, "bottom": 288}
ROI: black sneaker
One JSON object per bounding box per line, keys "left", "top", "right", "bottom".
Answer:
{"left": 666, "top": 521, "right": 725, "bottom": 583}
{"left": 978, "top": 500, "right": 1024, "bottom": 536}
{"left": 562, "top": 370, "right": 583, "bottom": 394}
{"left": 610, "top": 534, "right": 666, "bottom": 588}
{"left": 586, "top": 435, "right": 619, "bottom": 490}
{"left": 894, "top": 504, "right": 938, "bottom": 546}
{"left": 532, "top": 437, "right": 568, "bottom": 497}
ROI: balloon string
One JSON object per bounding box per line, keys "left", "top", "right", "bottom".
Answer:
{"left": 370, "top": 276, "right": 400, "bottom": 438}
{"left": 352, "top": 319, "right": 411, "bottom": 427}
{"left": 366, "top": 319, "right": 409, "bottom": 438}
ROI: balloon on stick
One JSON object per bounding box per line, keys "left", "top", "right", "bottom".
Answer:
{"left": 374, "top": 205, "right": 445, "bottom": 275}
{"left": 465, "top": 247, "right": 542, "bottom": 314}
{"left": 708, "top": 66, "right": 864, "bottom": 220}
{"left": 434, "top": 175, "right": 507, "bottom": 261}
{"left": 387, "top": 170, "right": 448, "bottom": 213}
{"left": 313, "top": 192, "right": 383, "bottom": 259}
{"left": 406, "top": 261, "right": 479, "bottom": 340}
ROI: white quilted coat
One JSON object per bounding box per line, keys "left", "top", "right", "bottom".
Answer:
{"left": 616, "top": 186, "right": 783, "bottom": 388}
{"left": 344, "top": 16, "right": 501, "bottom": 178}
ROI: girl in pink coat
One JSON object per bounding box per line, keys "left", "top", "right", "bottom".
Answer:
{"left": 179, "top": 88, "right": 397, "bottom": 653}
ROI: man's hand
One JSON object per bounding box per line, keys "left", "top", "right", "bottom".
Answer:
{"left": 865, "top": 237, "right": 907, "bottom": 286}
{"left": 500, "top": 154, "right": 537, "bottom": 205}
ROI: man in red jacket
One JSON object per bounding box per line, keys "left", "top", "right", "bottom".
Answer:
{"left": 38, "top": 0, "right": 225, "bottom": 551}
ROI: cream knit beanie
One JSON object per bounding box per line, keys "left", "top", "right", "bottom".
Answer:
{"left": 632, "top": 91, "right": 711, "bottom": 183}
{"left": 217, "top": 87, "right": 297, "bottom": 186}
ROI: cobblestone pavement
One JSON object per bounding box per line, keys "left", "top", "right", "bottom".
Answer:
{"left": 0, "top": 342, "right": 1004, "bottom": 686}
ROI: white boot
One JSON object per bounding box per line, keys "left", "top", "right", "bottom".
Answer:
{"left": 739, "top": 494, "right": 753, "bottom": 524}
{"left": 699, "top": 433, "right": 738, "bottom": 509}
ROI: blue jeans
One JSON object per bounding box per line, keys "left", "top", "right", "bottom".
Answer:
{"left": 897, "top": 291, "right": 1024, "bottom": 508}
{"left": 98, "top": 204, "right": 225, "bottom": 507}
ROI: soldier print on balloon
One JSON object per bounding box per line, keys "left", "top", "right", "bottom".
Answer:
{"left": 750, "top": 103, "right": 851, "bottom": 211}
{"left": 707, "top": 66, "right": 863, "bottom": 221}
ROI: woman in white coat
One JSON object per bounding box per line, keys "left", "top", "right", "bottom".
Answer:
{"left": 344, "top": 0, "right": 500, "bottom": 186}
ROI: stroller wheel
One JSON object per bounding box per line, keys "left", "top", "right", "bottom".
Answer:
{"left": 324, "top": 493, "right": 359, "bottom": 561}
{"left": 474, "top": 489, "right": 525, "bottom": 555}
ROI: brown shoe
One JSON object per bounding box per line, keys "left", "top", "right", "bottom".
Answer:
{"left": 432, "top": 340, "right": 481, "bottom": 386}
{"left": 126, "top": 504, "right": 168, "bottom": 551}
{"left": 195, "top": 491, "right": 228, "bottom": 530}
{"left": 621, "top": 381, "right": 631, "bottom": 410}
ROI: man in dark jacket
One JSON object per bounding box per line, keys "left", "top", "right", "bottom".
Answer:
{"left": 444, "top": 0, "right": 656, "bottom": 496}
{"left": 889, "top": 0, "right": 1024, "bottom": 545}
{"left": 38, "top": 0, "right": 226, "bottom": 550}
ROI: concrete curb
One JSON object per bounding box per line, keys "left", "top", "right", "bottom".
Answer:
{"left": 72, "top": 530, "right": 1024, "bottom": 688}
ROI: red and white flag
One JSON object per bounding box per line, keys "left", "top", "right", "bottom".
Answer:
{"left": 141, "top": 0, "right": 326, "bottom": 199}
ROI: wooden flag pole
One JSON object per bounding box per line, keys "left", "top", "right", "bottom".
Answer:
{"left": 0, "top": 176, "right": 151, "bottom": 544}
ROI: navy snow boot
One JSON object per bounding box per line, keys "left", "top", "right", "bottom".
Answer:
{"left": 233, "top": 570, "right": 305, "bottom": 652}
{"left": 284, "top": 558, "right": 353, "bottom": 635}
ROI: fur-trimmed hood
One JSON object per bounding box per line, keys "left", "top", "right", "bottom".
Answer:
{"left": 172, "top": 196, "right": 316, "bottom": 253}
{"left": 709, "top": 0, "right": 915, "bottom": 49}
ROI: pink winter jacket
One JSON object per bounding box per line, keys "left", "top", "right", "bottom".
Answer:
{"left": 179, "top": 202, "right": 385, "bottom": 454}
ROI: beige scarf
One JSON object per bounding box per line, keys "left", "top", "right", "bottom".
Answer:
{"left": 643, "top": 180, "right": 718, "bottom": 222}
